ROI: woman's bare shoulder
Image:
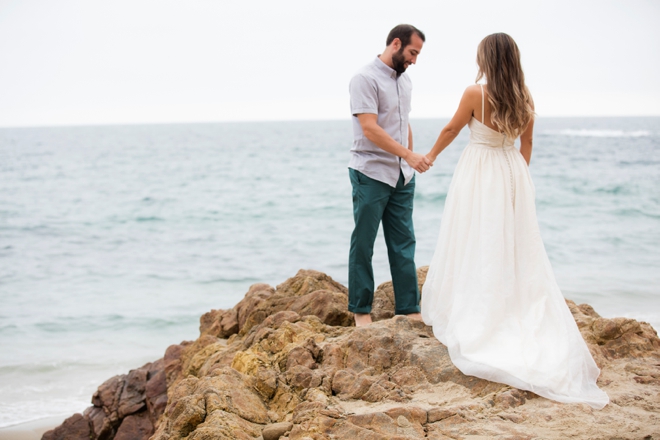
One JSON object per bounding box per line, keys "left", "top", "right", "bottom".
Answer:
{"left": 462, "top": 84, "right": 483, "bottom": 100}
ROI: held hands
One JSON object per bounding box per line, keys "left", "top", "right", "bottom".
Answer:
{"left": 404, "top": 151, "right": 433, "bottom": 173}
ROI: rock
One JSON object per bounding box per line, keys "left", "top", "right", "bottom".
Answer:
{"left": 92, "top": 374, "right": 123, "bottom": 409}
{"left": 164, "top": 341, "right": 193, "bottom": 386}
{"left": 42, "top": 413, "right": 92, "bottom": 440}
{"left": 371, "top": 266, "right": 428, "bottom": 322}
{"left": 47, "top": 268, "right": 660, "bottom": 440}
{"left": 83, "top": 406, "right": 107, "bottom": 439}
{"left": 566, "top": 299, "right": 660, "bottom": 360}
{"left": 262, "top": 421, "right": 293, "bottom": 440}
{"left": 493, "top": 389, "right": 529, "bottom": 409}
{"left": 499, "top": 412, "right": 526, "bottom": 424}
{"left": 275, "top": 269, "right": 347, "bottom": 297}
{"left": 44, "top": 358, "right": 168, "bottom": 440}
{"left": 199, "top": 308, "right": 238, "bottom": 338}
{"left": 197, "top": 270, "right": 352, "bottom": 342}
{"left": 289, "top": 289, "right": 353, "bottom": 327}
{"left": 145, "top": 361, "right": 168, "bottom": 422}
{"left": 117, "top": 366, "right": 148, "bottom": 418}
{"left": 385, "top": 406, "right": 428, "bottom": 425}
{"left": 427, "top": 407, "right": 457, "bottom": 423}
{"left": 114, "top": 410, "right": 154, "bottom": 440}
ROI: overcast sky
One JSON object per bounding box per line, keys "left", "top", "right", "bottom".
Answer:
{"left": 0, "top": 0, "right": 658, "bottom": 127}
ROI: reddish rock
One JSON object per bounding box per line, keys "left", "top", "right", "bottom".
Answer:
{"left": 92, "top": 374, "right": 124, "bottom": 410}
{"left": 164, "top": 341, "right": 192, "bottom": 387}
{"left": 199, "top": 308, "right": 239, "bottom": 338}
{"left": 145, "top": 367, "right": 167, "bottom": 422}
{"left": 42, "top": 413, "right": 92, "bottom": 440}
{"left": 114, "top": 410, "right": 154, "bottom": 440}
{"left": 83, "top": 406, "right": 107, "bottom": 439}
{"left": 117, "top": 367, "right": 148, "bottom": 418}
{"left": 236, "top": 283, "right": 277, "bottom": 331}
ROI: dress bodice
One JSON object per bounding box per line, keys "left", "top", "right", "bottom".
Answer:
{"left": 468, "top": 117, "right": 516, "bottom": 149}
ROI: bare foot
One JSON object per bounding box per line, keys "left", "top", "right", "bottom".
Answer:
{"left": 354, "top": 313, "right": 373, "bottom": 327}
{"left": 406, "top": 312, "right": 423, "bottom": 322}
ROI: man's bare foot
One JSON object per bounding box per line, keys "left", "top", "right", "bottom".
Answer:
{"left": 354, "top": 313, "right": 373, "bottom": 327}
{"left": 406, "top": 312, "right": 423, "bottom": 321}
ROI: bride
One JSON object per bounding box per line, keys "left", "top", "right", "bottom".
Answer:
{"left": 420, "top": 33, "right": 609, "bottom": 409}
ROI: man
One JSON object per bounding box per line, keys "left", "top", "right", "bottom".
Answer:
{"left": 348, "top": 24, "right": 431, "bottom": 327}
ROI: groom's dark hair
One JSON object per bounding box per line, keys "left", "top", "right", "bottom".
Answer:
{"left": 386, "top": 24, "right": 426, "bottom": 49}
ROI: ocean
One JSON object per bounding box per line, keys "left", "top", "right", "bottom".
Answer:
{"left": 0, "top": 117, "right": 659, "bottom": 427}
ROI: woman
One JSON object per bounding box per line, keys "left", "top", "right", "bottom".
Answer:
{"left": 420, "top": 33, "right": 608, "bottom": 409}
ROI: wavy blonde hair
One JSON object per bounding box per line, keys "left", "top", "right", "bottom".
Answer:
{"left": 476, "top": 33, "right": 535, "bottom": 138}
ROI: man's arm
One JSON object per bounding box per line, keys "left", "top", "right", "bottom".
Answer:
{"left": 356, "top": 114, "right": 430, "bottom": 173}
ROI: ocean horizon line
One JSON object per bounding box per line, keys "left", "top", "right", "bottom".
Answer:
{"left": 1, "top": 115, "right": 659, "bottom": 130}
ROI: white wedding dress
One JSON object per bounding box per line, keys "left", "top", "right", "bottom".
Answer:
{"left": 421, "top": 86, "right": 609, "bottom": 409}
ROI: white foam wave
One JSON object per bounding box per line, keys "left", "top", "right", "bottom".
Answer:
{"left": 0, "top": 398, "right": 88, "bottom": 428}
{"left": 548, "top": 129, "right": 651, "bottom": 138}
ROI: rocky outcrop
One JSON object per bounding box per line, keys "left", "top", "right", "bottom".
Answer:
{"left": 42, "top": 359, "right": 167, "bottom": 440}
{"left": 44, "top": 268, "right": 660, "bottom": 440}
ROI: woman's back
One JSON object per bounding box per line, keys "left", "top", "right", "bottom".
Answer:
{"left": 473, "top": 84, "right": 502, "bottom": 133}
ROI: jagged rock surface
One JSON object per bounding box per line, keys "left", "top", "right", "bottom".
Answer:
{"left": 44, "top": 268, "right": 660, "bottom": 440}
{"left": 42, "top": 359, "right": 167, "bottom": 440}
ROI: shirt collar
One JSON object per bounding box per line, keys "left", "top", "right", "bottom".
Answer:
{"left": 374, "top": 56, "right": 398, "bottom": 79}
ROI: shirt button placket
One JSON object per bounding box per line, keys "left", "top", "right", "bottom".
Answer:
{"left": 396, "top": 77, "right": 403, "bottom": 166}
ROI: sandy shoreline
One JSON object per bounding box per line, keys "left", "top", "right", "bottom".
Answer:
{"left": 0, "top": 416, "right": 64, "bottom": 440}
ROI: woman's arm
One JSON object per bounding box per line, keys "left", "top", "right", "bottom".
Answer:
{"left": 519, "top": 118, "right": 534, "bottom": 165}
{"left": 426, "top": 86, "right": 479, "bottom": 163}
{"left": 519, "top": 97, "right": 535, "bottom": 165}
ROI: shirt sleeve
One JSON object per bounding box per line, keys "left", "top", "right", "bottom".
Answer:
{"left": 349, "top": 73, "right": 378, "bottom": 116}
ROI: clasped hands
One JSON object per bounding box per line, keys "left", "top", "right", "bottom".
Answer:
{"left": 404, "top": 151, "right": 436, "bottom": 173}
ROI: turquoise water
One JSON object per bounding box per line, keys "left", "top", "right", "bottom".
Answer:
{"left": 0, "top": 118, "right": 659, "bottom": 426}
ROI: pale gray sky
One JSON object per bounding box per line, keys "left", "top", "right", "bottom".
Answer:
{"left": 0, "top": 0, "right": 658, "bottom": 127}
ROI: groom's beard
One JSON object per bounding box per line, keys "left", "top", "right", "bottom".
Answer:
{"left": 391, "top": 47, "right": 407, "bottom": 77}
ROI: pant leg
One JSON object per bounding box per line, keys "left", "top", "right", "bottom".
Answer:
{"left": 348, "top": 168, "right": 391, "bottom": 313}
{"left": 382, "top": 173, "right": 420, "bottom": 314}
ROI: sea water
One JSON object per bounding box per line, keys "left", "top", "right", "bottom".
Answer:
{"left": 0, "top": 118, "right": 658, "bottom": 427}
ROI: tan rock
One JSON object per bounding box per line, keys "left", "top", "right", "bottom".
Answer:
{"left": 47, "top": 268, "right": 660, "bottom": 440}
{"left": 262, "top": 421, "right": 293, "bottom": 440}
{"left": 275, "top": 269, "right": 347, "bottom": 297}
{"left": 427, "top": 407, "right": 457, "bottom": 423}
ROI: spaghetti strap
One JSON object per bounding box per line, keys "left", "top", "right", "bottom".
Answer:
{"left": 479, "top": 84, "right": 485, "bottom": 123}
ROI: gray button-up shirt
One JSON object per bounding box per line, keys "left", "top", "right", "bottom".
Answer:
{"left": 349, "top": 56, "right": 414, "bottom": 188}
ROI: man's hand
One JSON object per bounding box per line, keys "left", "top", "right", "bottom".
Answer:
{"left": 404, "top": 151, "right": 432, "bottom": 173}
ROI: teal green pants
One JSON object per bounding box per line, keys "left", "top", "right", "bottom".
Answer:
{"left": 348, "top": 168, "right": 420, "bottom": 315}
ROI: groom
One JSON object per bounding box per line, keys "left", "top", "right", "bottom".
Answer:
{"left": 348, "top": 24, "right": 430, "bottom": 327}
